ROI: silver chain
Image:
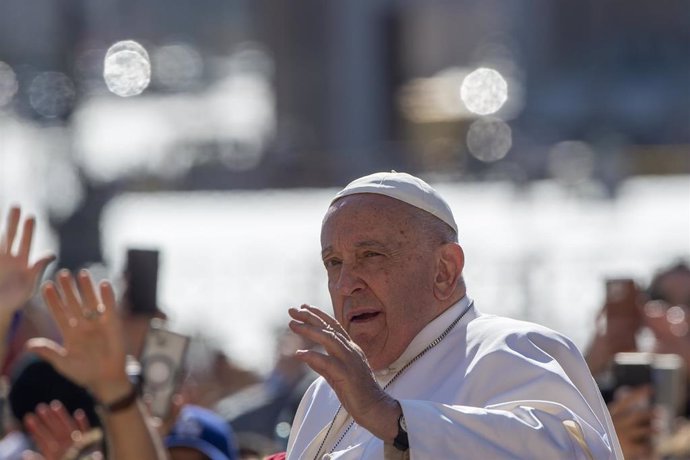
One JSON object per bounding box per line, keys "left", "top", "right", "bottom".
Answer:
{"left": 312, "top": 301, "right": 473, "bottom": 459}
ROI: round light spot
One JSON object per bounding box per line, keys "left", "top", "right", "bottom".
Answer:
{"left": 460, "top": 67, "right": 508, "bottom": 115}
{"left": 548, "top": 141, "right": 595, "bottom": 185}
{"left": 28, "top": 72, "right": 76, "bottom": 118}
{"left": 153, "top": 43, "right": 203, "bottom": 91}
{"left": 466, "top": 118, "right": 512, "bottom": 162}
{"left": 0, "top": 62, "right": 18, "bottom": 107}
{"left": 275, "top": 421, "right": 291, "bottom": 439}
{"left": 104, "top": 40, "right": 151, "bottom": 97}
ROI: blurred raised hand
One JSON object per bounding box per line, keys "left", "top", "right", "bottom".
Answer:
{"left": 0, "top": 207, "right": 55, "bottom": 315}
{"left": 27, "top": 270, "right": 130, "bottom": 405}
{"left": 24, "top": 244, "right": 166, "bottom": 459}
{"left": 23, "top": 400, "right": 101, "bottom": 460}
{"left": 608, "top": 386, "right": 655, "bottom": 460}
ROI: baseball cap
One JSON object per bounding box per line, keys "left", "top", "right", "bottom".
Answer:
{"left": 165, "top": 405, "right": 239, "bottom": 460}
{"left": 331, "top": 171, "right": 458, "bottom": 233}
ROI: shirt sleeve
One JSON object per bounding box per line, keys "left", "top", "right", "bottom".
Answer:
{"left": 399, "top": 328, "right": 622, "bottom": 459}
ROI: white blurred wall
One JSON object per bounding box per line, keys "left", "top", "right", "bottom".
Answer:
{"left": 99, "top": 176, "right": 690, "bottom": 373}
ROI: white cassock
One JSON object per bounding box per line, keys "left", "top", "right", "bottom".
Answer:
{"left": 286, "top": 296, "right": 623, "bottom": 460}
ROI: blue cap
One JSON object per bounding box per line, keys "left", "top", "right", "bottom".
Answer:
{"left": 165, "top": 405, "right": 238, "bottom": 460}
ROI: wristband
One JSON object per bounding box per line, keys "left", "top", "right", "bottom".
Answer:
{"left": 99, "top": 385, "right": 138, "bottom": 413}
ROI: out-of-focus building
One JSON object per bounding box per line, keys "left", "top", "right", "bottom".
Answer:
{"left": 0, "top": 0, "right": 687, "bottom": 266}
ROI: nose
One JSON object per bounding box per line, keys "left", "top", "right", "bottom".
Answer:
{"left": 332, "top": 262, "right": 365, "bottom": 296}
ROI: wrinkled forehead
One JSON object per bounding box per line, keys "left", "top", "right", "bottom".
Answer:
{"left": 321, "top": 194, "right": 417, "bottom": 238}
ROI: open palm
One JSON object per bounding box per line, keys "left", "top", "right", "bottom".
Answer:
{"left": 0, "top": 207, "right": 54, "bottom": 314}
{"left": 28, "top": 271, "right": 129, "bottom": 401}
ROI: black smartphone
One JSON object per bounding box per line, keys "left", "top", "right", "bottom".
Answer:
{"left": 139, "top": 319, "right": 190, "bottom": 419}
{"left": 124, "top": 249, "right": 159, "bottom": 315}
{"left": 612, "top": 352, "right": 653, "bottom": 389}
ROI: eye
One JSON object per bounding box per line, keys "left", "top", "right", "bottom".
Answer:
{"left": 323, "top": 258, "right": 342, "bottom": 268}
{"left": 363, "top": 251, "right": 382, "bottom": 258}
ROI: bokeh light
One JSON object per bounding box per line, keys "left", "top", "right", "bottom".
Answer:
{"left": 0, "top": 61, "right": 18, "bottom": 107}
{"left": 460, "top": 67, "right": 508, "bottom": 115}
{"left": 28, "top": 71, "right": 76, "bottom": 118}
{"left": 548, "top": 141, "right": 595, "bottom": 185}
{"left": 153, "top": 42, "right": 203, "bottom": 91}
{"left": 466, "top": 117, "right": 512, "bottom": 162}
{"left": 667, "top": 306, "right": 689, "bottom": 337}
{"left": 104, "top": 40, "right": 151, "bottom": 97}
{"left": 218, "top": 139, "right": 264, "bottom": 171}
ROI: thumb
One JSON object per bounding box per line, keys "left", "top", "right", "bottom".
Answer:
{"left": 29, "top": 255, "right": 56, "bottom": 285}
{"left": 21, "top": 450, "right": 45, "bottom": 460}
{"left": 26, "top": 337, "right": 68, "bottom": 369}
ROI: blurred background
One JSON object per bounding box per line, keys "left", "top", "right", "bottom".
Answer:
{"left": 0, "top": 0, "right": 688, "bottom": 372}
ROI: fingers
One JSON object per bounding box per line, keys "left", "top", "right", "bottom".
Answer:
{"left": 21, "top": 450, "right": 46, "bottom": 460}
{"left": 24, "top": 401, "right": 84, "bottom": 460}
{"left": 77, "top": 271, "right": 99, "bottom": 312}
{"left": 17, "top": 216, "right": 36, "bottom": 265}
{"left": 0, "top": 207, "right": 20, "bottom": 254}
{"left": 43, "top": 271, "right": 110, "bottom": 328}
{"left": 294, "top": 348, "right": 337, "bottom": 377}
{"left": 288, "top": 307, "right": 350, "bottom": 357}
{"left": 48, "top": 400, "right": 78, "bottom": 436}
{"left": 98, "top": 280, "right": 117, "bottom": 314}
{"left": 57, "top": 271, "right": 83, "bottom": 319}
{"left": 302, "top": 305, "right": 347, "bottom": 335}
{"left": 42, "top": 282, "right": 73, "bottom": 332}
{"left": 74, "top": 409, "right": 91, "bottom": 432}
{"left": 611, "top": 385, "right": 652, "bottom": 413}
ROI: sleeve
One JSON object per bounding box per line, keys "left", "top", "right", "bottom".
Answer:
{"left": 399, "top": 328, "right": 622, "bottom": 459}
{"left": 401, "top": 399, "right": 609, "bottom": 459}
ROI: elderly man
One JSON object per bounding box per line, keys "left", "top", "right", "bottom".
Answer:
{"left": 286, "top": 172, "right": 622, "bottom": 459}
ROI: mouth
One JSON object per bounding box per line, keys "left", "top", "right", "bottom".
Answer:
{"left": 349, "top": 311, "right": 382, "bottom": 323}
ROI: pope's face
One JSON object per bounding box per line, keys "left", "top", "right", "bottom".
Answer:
{"left": 320, "top": 194, "right": 441, "bottom": 370}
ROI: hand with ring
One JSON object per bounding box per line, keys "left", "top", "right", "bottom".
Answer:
{"left": 27, "top": 270, "right": 130, "bottom": 405}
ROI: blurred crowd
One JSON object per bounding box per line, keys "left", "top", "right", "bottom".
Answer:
{"left": 0, "top": 205, "right": 688, "bottom": 460}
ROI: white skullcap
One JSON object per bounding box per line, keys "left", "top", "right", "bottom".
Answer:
{"left": 331, "top": 171, "right": 458, "bottom": 233}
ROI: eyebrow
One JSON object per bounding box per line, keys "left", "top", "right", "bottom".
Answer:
{"left": 321, "top": 240, "right": 390, "bottom": 258}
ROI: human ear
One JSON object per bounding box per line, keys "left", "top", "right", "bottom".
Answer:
{"left": 433, "top": 243, "right": 465, "bottom": 301}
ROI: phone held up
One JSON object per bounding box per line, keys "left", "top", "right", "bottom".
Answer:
{"left": 613, "top": 352, "right": 686, "bottom": 437}
{"left": 604, "top": 278, "right": 642, "bottom": 352}
{"left": 139, "top": 319, "right": 190, "bottom": 419}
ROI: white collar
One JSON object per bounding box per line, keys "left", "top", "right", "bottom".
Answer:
{"left": 374, "top": 296, "right": 475, "bottom": 378}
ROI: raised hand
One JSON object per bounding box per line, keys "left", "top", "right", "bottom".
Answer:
{"left": 0, "top": 207, "right": 55, "bottom": 315}
{"left": 23, "top": 400, "right": 100, "bottom": 460}
{"left": 608, "top": 386, "right": 655, "bottom": 460}
{"left": 643, "top": 301, "right": 690, "bottom": 370}
{"left": 27, "top": 270, "right": 131, "bottom": 404}
{"left": 288, "top": 305, "right": 400, "bottom": 443}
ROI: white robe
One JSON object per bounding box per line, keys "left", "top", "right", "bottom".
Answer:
{"left": 286, "top": 297, "right": 623, "bottom": 459}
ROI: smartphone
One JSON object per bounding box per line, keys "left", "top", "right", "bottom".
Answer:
{"left": 139, "top": 319, "right": 190, "bottom": 419}
{"left": 612, "top": 352, "right": 653, "bottom": 388}
{"left": 605, "top": 278, "right": 640, "bottom": 351}
{"left": 613, "top": 352, "right": 686, "bottom": 440}
{"left": 653, "top": 354, "right": 686, "bottom": 419}
{"left": 124, "top": 249, "right": 160, "bottom": 315}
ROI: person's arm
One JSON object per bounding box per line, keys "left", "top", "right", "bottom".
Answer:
{"left": 288, "top": 305, "right": 623, "bottom": 459}
{"left": 27, "top": 270, "right": 167, "bottom": 460}
{"left": 0, "top": 207, "right": 55, "bottom": 366}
